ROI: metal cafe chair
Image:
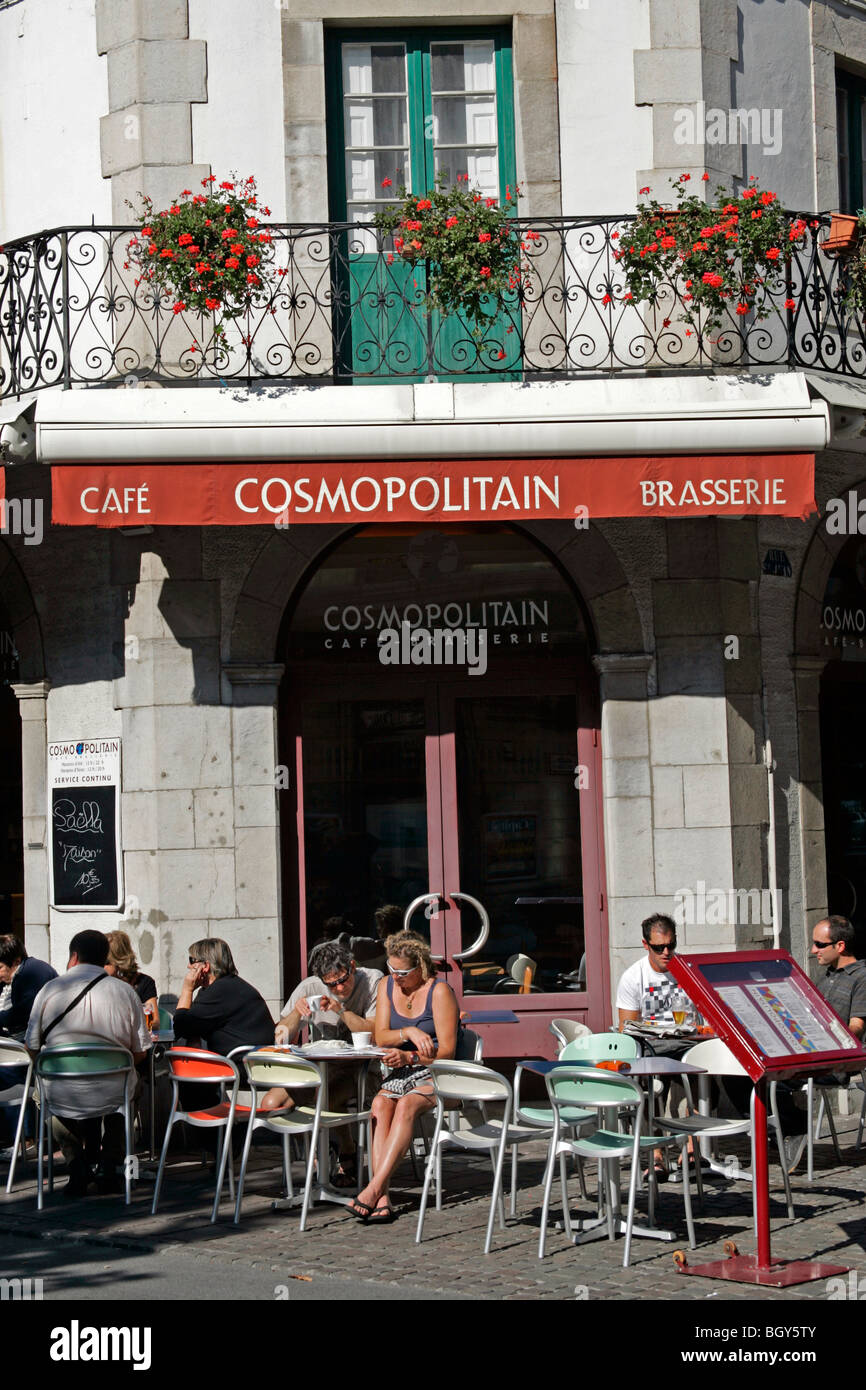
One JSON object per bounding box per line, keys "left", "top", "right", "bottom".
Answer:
{"left": 549, "top": 1018, "right": 591, "bottom": 1050}
{"left": 538, "top": 1064, "right": 696, "bottom": 1267}
{"left": 152, "top": 1047, "right": 245, "bottom": 1223}
{"left": 232, "top": 1050, "right": 372, "bottom": 1230}
{"left": 0, "top": 1039, "right": 36, "bottom": 1193}
{"left": 514, "top": 1033, "right": 640, "bottom": 1205}
{"left": 655, "top": 1038, "right": 795, "bottom": 1220}
{"left": 416, "top": 1059, "right": 550, "bottom": 1255}
{"left": 35, "top": 1043, "right": 136, "bottom": 1209}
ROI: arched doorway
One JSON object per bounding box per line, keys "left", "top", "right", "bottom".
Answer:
{"left": 819, "top": 533, "right": 866, "bottom": 943}
{"left": 278, "top": 523, "right": 607, "bottom": 1055}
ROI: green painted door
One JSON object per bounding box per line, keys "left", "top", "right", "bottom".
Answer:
{"left": 326, "top": 29, "right": 520, "bottom": 381}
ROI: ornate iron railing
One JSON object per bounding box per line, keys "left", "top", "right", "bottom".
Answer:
{"left": 1, "top": 213, "right": 863, "bottom": 398}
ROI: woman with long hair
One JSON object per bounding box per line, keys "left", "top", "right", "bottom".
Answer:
{"left": 104, "top": 930, "right": 158, "bottom": 1020}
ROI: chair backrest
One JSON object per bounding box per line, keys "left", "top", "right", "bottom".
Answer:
{"left": 430, "top": 1059, "right": 511, "bottom": 1105}
{"left": 549, "top": 1018, "right": 591, "bottom": 1050}
{"left": 509, "top": 953, "right": 537, "bottom": 992}
{"left": 545, "top": 1065, "right": 642, "bottom": 1112}
{"left": 682, "top": 1037, "right": 748, "bottom": 1078}
{"left": 36, "top": 1042, "right": 133, "bottom": 1079}
{"left": 242, "top": 1050, "right": 322, "bottom": 1092}
{"left": 560, "top": 1031, "right": 639, "bottom": 1062}
{"left": 158, "top": 1007, "right": 173, "bottom": 1031}
{"left": 0, "top": 1039, "right": 31, "bottom": 1069}
{"left": 165, "top": 1047, "right": 240, "bottom": 1086}
{"left": 455, "top": 1028, "right": 483, "bottom": 1063}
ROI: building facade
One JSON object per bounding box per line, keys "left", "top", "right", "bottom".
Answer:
{"left": 2, "top": 0, "right": 866, "bottom": 1057}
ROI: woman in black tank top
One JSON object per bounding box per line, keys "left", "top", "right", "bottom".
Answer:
{"left": 347, "top": 931, "right": 459, "bottom": 1224}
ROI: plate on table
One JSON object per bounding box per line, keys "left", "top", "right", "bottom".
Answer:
{"left": 624, "top": 1020, "right": 700, "bottom": 1040}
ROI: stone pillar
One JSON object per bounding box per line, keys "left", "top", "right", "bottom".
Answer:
{"left": 96, "top": 0, "right": 209, "bottom": 218}
{"left": 11, "top": 679, "right": 50, "bottom": 960}
{"left": 789, "top": 654, "right": 828, "bottom": 960}
{"left": 593, "top": 652, "right": 655, "bottom": 1002}
{"left": 224, "top": 663, "right": 285, "bottom": 1015}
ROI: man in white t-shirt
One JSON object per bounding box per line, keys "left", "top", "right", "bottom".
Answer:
{"left": 262, "top": 940, "right": 382, "bottom": 1185}
{"left": 616, "top": 913, "right": 679, "bottom": 1026}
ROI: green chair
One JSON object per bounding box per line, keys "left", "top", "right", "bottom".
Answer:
{"left": 514, "top": 1032, "right": 640, "bottom": 1206}
{"left": 538, "top": 1065, "right": 695, "bottom": 1267}
{"left": 35, "top": 1043, "right": 136, "bottom": 1209}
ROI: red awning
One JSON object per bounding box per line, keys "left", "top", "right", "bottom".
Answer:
{"left": 50, "top": 454, "right": 816, "bottom": 526}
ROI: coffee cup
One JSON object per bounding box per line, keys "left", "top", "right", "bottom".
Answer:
{"left": 305, "top": 994, "right": 323, "bottom": 1014}
{"left": 352, "top": 1031, "right": 373, "bottom": 1049}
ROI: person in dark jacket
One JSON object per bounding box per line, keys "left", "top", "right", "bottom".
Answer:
{"left": 172, "top": 938, "right": 274, "bottom": 1055}
{"left": 0, "top": 935, "right": 56, "bottom": 1038}
{"left": 0, "top": 934, "right": 57, "bottom": 1152}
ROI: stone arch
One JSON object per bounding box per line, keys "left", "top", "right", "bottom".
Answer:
{"left": 789, "top": 478, "right": 866, "bottom": 939}
{"left": 0, "top": 539, "right": 45, "bottom": 681}
{"left": 226, "top": 518, "right": 644, "bottom": 667}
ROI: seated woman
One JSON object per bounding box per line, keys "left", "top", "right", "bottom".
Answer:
{"left": 347, "top": 931, "right": 459, "bottom": 1224}
{"left": 172, "top": 938, "right": 274, "bottom": 1055}
{"left": 104, "top": 930, "right": 158, "bottom": 1022}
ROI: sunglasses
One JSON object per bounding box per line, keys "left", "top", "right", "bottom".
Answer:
{"left": 388, "top": 964, "right": 417, "bottom": 977}
{"left": 648, "top": 941, "right": 676, "bottom": 953}
{"left": 188, "top": 957, "right": 208, "bottom": 967}
{"left": 322, "top": 969, "right": 353, "bottom": 988}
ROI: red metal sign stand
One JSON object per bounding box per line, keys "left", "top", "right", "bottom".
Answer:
{"left": 674, "top": 1077, "right": 850, "bottom": 1286}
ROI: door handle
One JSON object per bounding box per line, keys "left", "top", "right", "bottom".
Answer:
{"left": 403, "top": 893, "right": 447, "bottom": 961}
{"left": 447, "top": 891, "right": 490, "bottom": 961}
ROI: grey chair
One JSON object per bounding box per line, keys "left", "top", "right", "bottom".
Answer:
{"left": 0, "top": 1039, "right": 35, "bottom": 1193}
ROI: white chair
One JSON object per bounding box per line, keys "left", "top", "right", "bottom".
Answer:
{"left": 655, "top": 1038, "right": 795, "bottom": 1220}
{"left": 549, "top": 1018, "right": 591, "bottom": 1050}
{"left": 416, "top": 1059, "right": 550, "bottom": 1255}
{"left": 0, "top": 1039, "right": 35, "bottom": 1193}
{"left": 35, "top": 1042, "right": 136, "bottom": 1209}
{"left": 233, "top": 1050, "right": 372, "bottom": 1230}
{"left": 537, "top": 1064, "right": 696, "bottom": 1267}
{"left": 803, "top": 1076, "right": 842, "bottom": 1178}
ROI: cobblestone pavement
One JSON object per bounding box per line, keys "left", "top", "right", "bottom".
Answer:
{"left": 2, "top": 1120, "right": 865, "bottom": 1303}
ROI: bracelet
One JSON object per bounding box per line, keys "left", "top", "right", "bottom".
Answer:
{"left": 400, "top": 1028, "right": 405, "bottom": 1043}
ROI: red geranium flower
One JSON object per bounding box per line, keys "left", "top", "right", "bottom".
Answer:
{"left": 220, "top": 181, "right": 235, "bottom": 190}
{"left": 784, "top": 298, "right": 796, "bottom": 309}
{"left": 205, "top": 297, "right": 220, "bottom": 310}
{"left": 225, "top": 257, "right": 240, "bottom": 269}
{"left": 765, "top": 247, "right": 780, "bottom": 260}
{"left": 479, "top": 266, "right": 491, "bottom": 277}
{"left": 478, "top": 232, "right": 492, "bottom": 242}
{"left": 381, "top": 178, "right": 392, "bottom": 188}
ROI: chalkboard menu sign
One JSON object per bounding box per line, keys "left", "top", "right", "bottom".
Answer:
{"left": 48, "top": 739, "right": 122, "bottom": 911}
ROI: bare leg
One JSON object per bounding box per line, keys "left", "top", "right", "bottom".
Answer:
{"left": 352, "top": 1091, "right": 434, "bottom": 1213}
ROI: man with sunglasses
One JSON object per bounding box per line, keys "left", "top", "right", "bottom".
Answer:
{"left": 616, "top": 913, "right": 681, "bottom": 1028}
{"left": 264, "top": 941, "right": 382, "bottom": 1186}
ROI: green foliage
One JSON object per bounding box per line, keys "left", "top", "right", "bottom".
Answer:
{"left": 373, "top": 176, "right": 534, "bottom": 339}
{"left": 126, "top": 175, "right": 276, "bottom": 343}
{"left": 616, "top": 173, "right": 807, "bottom": 331}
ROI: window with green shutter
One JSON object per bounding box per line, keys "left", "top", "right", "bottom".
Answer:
{"left": 325, "top": 28, "right": 518, "bottom": 380}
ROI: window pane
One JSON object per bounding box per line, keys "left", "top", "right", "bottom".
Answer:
{"left": 345, "top": 97, "right": 409, "bottom": 149}
{"left": 434, "top": 147, "right": 498, "bottom": 196}
{"left": 433, "top": 95, "right": 497, "bottom": 146}
{"left": 838, "top": 88, "right": 850, "bottom": 212}
{"left": 345, "top": 151, "right": 409, "bottom": 204}
{"left": 431, "top": 40, "right": 495, "bottom": 93}
{"left": 342, "top": 42, "right": 406, "bottom": 95}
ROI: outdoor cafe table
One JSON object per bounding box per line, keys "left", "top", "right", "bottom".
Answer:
{"left": 269, "top": 1043, "right": 387, "bottom": 1213}
{"left": 520, "top": 1056, "right": 707, "bottom": 1244}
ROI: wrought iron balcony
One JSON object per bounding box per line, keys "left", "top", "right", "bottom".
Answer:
{"left": 0, "top": 212, "right": 862, "bottom": 399}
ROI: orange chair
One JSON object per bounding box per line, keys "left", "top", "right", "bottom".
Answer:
{"left": 152, "top": 1047, "right": 281, "bottom": 1223}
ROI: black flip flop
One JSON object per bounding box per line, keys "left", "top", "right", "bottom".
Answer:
{"left": 346, "top": 1198, "right": 374, "bottom": 1222}
{"left": 367, "top": 1202, "right": 396, "bottom": 1224}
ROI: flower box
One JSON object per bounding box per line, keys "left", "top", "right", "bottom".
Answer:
{"left": 823, "top": 213, "right": 859, "bottom": 257}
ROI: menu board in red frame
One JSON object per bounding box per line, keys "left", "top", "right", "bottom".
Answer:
{"left": 669, "top": 949, "right": 866, "bottom": 1083}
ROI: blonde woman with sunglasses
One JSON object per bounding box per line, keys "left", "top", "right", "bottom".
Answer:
{"left": 347, "top": 931, "right": 459, "bottom": 1224}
